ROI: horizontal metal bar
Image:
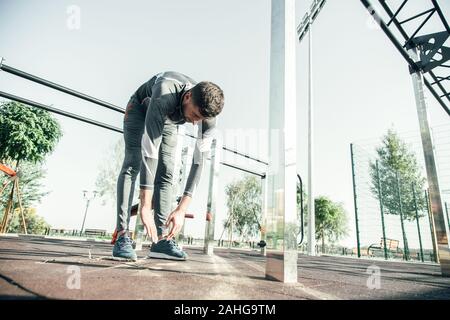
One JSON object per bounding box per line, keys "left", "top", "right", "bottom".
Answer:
{"left": 0, "top": 91, "right": 123, "bottom": 133}
{"left": 222, "top": 146, "right": 268, "bottom": 165}
{"left": 0, "top": 91, "right": 270, "bottom": 175}
{"left": 0, "top": 63, "right": 125, "bottom": 114}
{"left": 219, "top": 161, "right": 266, "bottom": 178}
{"left": 180, "top": 133, "right": 268, "bottom": 165}
{"left": 399, "top": 8, "right": 434, "bottom": 26}
{"left": 1, "top": 62, "right": 270, "bottom": 164}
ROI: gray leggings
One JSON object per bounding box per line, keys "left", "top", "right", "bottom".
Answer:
{"left": 116, "top": 95, "right": 179, "bottom": 236}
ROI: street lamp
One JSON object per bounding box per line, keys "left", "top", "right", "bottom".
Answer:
{"left": 80, "top": 190, "right": 98, "bottom": 236}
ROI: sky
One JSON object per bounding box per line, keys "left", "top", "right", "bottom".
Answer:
{"left": 0, "top": 0, "right": 449, "bottom": 249}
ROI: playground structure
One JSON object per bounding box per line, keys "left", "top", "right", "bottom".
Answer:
{"left": 0, "top": 163, "right": 27, "bottom": 234}
{"left": 0, "top": 0, "right": 449, "bottom": 282}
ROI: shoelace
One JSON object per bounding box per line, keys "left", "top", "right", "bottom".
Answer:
{"left": 167, "top": 238, "right": 181, "bottom": 249}
{"left": 118, "top": 236, "right": 133, "bottom": 249}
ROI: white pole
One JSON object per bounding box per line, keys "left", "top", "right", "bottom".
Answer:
{"left": 307, "top": 17, "right": 316, "bottom": 256}
{"left": 266, "top": 0, "right": 298, "bottom": 283}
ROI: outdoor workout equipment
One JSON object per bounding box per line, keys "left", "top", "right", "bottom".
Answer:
{"left": 0, "top": 87, "right": 271, "bottom": 252}
{"left": 0, "top": 0, "right": 303, "bottom": 283}
{"left": 0, "top": 60, "right": 279, "bottom": 273}
{"left": 361, "top": 0, "right": 450, "bottom": 276}
{"left": 0, "top": 164, "right": 27, "bottom": 234}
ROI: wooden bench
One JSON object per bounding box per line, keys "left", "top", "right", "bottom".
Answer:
{"left": 84, "top": 229, "right": 107, "bottom": 237}
{"left": 367, "top": 238, "right": 402, "bottom": 257}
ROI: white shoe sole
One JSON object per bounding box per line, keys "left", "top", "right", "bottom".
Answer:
{"left": 147, "top": 252, "right": 187, "bottom": 261}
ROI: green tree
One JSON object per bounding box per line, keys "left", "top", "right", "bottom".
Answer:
{"left": 299, "top": 174, "right": 348, "bottom": 251}
{"left": 314, "top": 196, "right": 349, "bottom": 252}
{"left": 223, "top": 176, "right": 262, "bottom": 243}
{"left": 0, "top": 101, "right": 61, "bottom": 233}
{"left": 6, "top": 207, "right": 50, "bottom": 235}
{"left": 369, "top": 129, "right": 427, "bottom": 221}
{"left": 0, "top": 101, "right": 62, "bottom": 167}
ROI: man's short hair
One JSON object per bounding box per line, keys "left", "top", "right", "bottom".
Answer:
{"left": 190, "top": 81, "right": 224, "bottom": 118}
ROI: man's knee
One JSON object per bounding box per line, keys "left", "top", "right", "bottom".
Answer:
{"left": 121, "top": 164, "right": 140, "bottom": 178}
{"left": 120, "top": 150, "right": 142, "bottom": 177}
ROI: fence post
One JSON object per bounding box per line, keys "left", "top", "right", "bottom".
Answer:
{"left": 425, "top": 189, "right": 438, "bottom": 263}
{"left": 395, "top": 171, "right": 410, "bottom": 261}
{"left": 350, "top": 143, "right": 361, "bottom": 258}
{"left": 412, "top": 183, "right": 424, "bottom": 262}
{"left": 376, "top": 161, "right": 388, "bottom": 260}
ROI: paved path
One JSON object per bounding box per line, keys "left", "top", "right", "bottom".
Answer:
{"left": 0, "top": 235, "right": 449, "bottom": 300}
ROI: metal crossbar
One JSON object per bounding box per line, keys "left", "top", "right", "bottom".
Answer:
{"left": 362, "top": 0, "right": 450, "bottom": 116}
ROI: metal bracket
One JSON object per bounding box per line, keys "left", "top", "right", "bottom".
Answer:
{"left": 407, "top": 31, "right": 450, "bottom": 73}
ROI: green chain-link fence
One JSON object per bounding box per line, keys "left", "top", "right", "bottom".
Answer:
{"left": 350, "top": 124, "right": 450, "bottom": 262}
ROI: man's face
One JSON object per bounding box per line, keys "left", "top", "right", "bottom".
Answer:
{"left": 182, "top": 91, "right": 205, "bottom": 125}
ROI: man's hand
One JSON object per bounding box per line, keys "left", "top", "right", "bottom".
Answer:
{"left": 140, "top": 209, "right": 158, "bottom": 243}
{"left": 165, "top": 208, "right": 186, "bottom": 240}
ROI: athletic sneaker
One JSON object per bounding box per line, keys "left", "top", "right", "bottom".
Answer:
{"left": 148, "top": 238, "right": 187, "bottom": 261}
{"left": 112, "top": 234, "right": 137, "bottom": 261}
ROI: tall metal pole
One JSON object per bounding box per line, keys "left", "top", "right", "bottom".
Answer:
{"left": 80, "top": 199, "right": 91, "bottom": 236}
{"left": 297, "top": 1, "right": 327, "bottom": 255}
{"left": 350, "top": 143, "right": 361, "bottom": 258}
{"left": 266, "top": 0, "right": 298, "bottom": 283}
{"left": 307, "top": 14, "right": 316, "bottom": 257}
{"left": 412, "top": 183, "right": 424, "bottom": 262}
{"left": 80, "top": 191, "right": 97, "bottom": 236}
{"left": 376, "top": 161, "right": 388, "bottom": 260}
{"left": 204, "top": 139, "right": 221, "bottom": 255}
{"left": 395, "top": 172, "right": 410, "bottom": 261}
{"left": 409, "top": 47, "right": 450, "bottom": 275}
